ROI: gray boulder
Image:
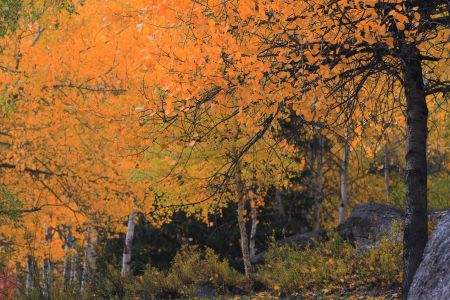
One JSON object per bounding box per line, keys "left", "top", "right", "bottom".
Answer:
{"left": 338, "top": 203, "right": 404, "bottom": 246}
{"left": 251, "top": 229, "right": 326, "bottom": 263}
{"left": 196, "top": 282, "right": 215, "bottom": 299}
{"left": 408, "top": 210, "right": 450, "bottom": 300}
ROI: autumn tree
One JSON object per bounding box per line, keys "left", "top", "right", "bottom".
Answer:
{"left": 133, "top": 0, "right": 448, "bottom": 294}
{"left": 0, "top": 1, "right": 159, "bottom": 290}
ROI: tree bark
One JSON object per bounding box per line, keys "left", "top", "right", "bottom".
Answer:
{"left": 249, "top": 206, "right": 258, "bottom": 261}
{"left": 274, "top": 189, "right": 285, "bottom": 217}
{"left": 338, "top": 130, "right": 350, "bottom": 224}
{"left": 384, "top": 141, "right": 392, "bottom": 204}
{"left": 81, "top": 228, "right": 96, "bottom": 292}
{"left": 401, "top": 43, "right": 428, "bottom": 298}
{"left": 236, "top": 200, "right": 252, "bottom": 277}
{"left": 63, "top": 244, "right": 72, "bottom": 287}
{"left": 235, "top": 166, "right": 252, "bottom": 276}
{"left": 313, "top": 134, "right": 324, "bottom": 231}
{"left": 42, "top": 258, "right": 52, "bottom": 299}
{"left": 70, "top": 252, "right": 83, "bottom": 293}
{"left": 63, "top": 227, "right": 75, "bottom": 289}
{"left": 121, "top": 210, "right": 138, "bottom": 278}
{"left": 25, "top": 255, "right": 35, "bottom": 293}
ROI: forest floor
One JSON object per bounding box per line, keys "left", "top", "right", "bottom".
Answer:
{"left": 231, "top": 285, "right": 402, "bottom": 299}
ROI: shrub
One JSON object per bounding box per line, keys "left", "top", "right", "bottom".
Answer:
{"left": 256, "top": 226, "right": 403, "bottom": 296}
{"left": 134, "top": 245, "right": 246, "bottom": 298}
{"left": 133, "top": 266, "right": 185, "bottom": 299}
{"left": 256, "top": 233, "right": 355, "bottom": 293}
{"left": 357, "top": 221, "right": 403, "bottom": 286}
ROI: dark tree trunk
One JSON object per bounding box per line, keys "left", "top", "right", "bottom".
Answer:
{"left": 275, "top": 189, "right": 286, "bottom": 217}
{"left": 312, "top": 134, "right": 324, "bottom": 231}
{"left": 384, "top": 141, "right": 392, "bottom": 204}
{"left": 401, "top": 43, "right": 428, "bottom": 298}
{"left": 338, "top": 128, "right": 350, "bottom": 224}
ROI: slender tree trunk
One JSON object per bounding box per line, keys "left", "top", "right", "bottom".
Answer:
{"left": 275, "top": 189, "right": 285, "bottom": 217}
{"left": 63, "top": 227, "right": 75, "bottom": 289}
{"left": 249, "top": 206, "right": 258, "bottom": 261}
{"left": 81, "top": 229, "right": 96, "bottom": 292}
{"left": 42, "top": 258, "right": 52, "bottom": 299}
{"left": 313, "top": 134, "right": 324, "bottom": 231}
{"left": 70, "top": 252, "right": 83, "bottom": 294}
{"left": 70, "top": 254, "right": 78, "bottom": 283}
{"left": 236, "top": 201, "right": 252, "bottom": 276}
{"left": 235, "top": 166, "right": 252, "bottom": 276}
{"left": 121, "top": 210, "right": 138, "bottom": 278}
{"left": 384, "top": 141, "right": 392, "bottom": 204}
{"left": 63, "top": 243, "right": 72, "bottom": 287}
{"left": 401, "top": 43, "right": 428, "bottom": 298}
{"left": 338, "top": 131, "right": 350, "bottom": 224}
{"left": 25, "top": 255, "right": 35, "bottom": 293}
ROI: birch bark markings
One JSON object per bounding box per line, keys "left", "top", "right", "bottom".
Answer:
{"left": 81, "top": 228, "right": 97, "bottom": 292}
{"left": 63, "top": 227, "right": 75, "bottom": 288}
{"left": 249, "top": 205, "right": 258, "bottom": 261}
{"left": 121, "top": 211, "right": 138, "bottom": 278}
{"left": 235, "top": 161, "right": 252, "bottom": 276}
{"left": 25, "top": 255, "right": 35, "bottom": 293}
{"left": 42, "top": 258, "right": 52, "bottom": 299}
{"left": 236, "top": 200, "right": 252, "bottom": 277}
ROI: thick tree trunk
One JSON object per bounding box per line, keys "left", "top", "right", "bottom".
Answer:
{"left": 313, "top": 134, "right": 324, "bottom": 231}
{"left": 121, "top": 210, "right": 138, "bottom": 278}
{"left": 42, "top": 258, "right": 52, "bottom": 299}
{"left": 249, "top": 206, "right": 258, "bottom": 261}
{"left": 338, "top": 130, "right": 350, "bottom": 224}
{"left": 384, "top": 141, "right": 392, "bottom": 203}
{"left": 401, "top": 43, "right": 428, "bottom": 298}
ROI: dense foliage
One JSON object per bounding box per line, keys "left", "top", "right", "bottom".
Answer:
{"left": 0, "top": 0, "right": 448, "bottom": 298}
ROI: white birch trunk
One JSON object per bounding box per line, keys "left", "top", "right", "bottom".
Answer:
{"left": 81, "top": 229, "right": 96, "bottom": 292}
{"left": 62, "top": 227, "right": 75, "bottom": 288}
{"left": 249, "top": 206, "right": 258, "bottom": 261}
{"left": 121, "top": 211, "right": 138, "bottom": 278}
{"left": 236, "top": 201, "right": 252, "bottom": 277}
{"left": 63, "top": 243, "right": 71, "bottom": 287}
{"left": 25, "top": 255, "right": 35, "bottom": 294}
{"left": 70, "top": 253, "right": 82, "bottom": 293}
{"left": 42, "top": 258, "right": 52, "bottom": 299}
